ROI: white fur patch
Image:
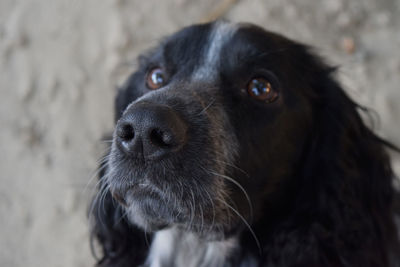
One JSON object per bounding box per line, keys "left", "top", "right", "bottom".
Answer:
{"left": 146, "top": 228, "right": 176, "bottom": 267}
{"left": 192, "top": 21, "right": 237, "bottom": 81}
{"left": 146, "top": 227, "right": 238, "bottom": 267}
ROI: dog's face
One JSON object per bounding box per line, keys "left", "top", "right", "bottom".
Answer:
{"left": 106, "top": 21, "right": 314, "bottom": 239}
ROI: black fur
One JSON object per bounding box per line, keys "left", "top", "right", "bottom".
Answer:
{"left": 90, "top": 21, "right": 400, "bottom": 266}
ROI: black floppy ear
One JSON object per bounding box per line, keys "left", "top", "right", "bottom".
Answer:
{"left": 309, "top": 69, "right": 395, "bottom": 209}
{"left": 89, "top": 159, "right": 149, "bottom": 267}
{"left": 297, "top": 53, "right": 400, "bottom": 264}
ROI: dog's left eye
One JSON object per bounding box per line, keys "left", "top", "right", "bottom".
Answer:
{"left": 247, "top": 77, "right": 279, "bottom": 103}
{"left": 146, "top": 67, "right": 166, "bottom": 90}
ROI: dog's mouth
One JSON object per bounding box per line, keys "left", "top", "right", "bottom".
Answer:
{"left": 110, "top": 183, "right": 171, "bottom": 230}
{"left": 123, "top": 181, "right": 183, "bottom": 230}
{"left": 107, "top": 163, "right": 223, "bottom": 232}
{"left": 110, "top": 182, "right": 152, "bottom": 207}
{"left": 105, "top": 147, "right": 247, "bottom": 239}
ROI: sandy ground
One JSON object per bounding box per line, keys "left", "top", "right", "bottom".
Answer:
{"left": 0, "top": 0, "right": 399, "bottom": 266}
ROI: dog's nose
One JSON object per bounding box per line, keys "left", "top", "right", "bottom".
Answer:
{"left": 115, "top": 102, "right": 188, "bottom": 159}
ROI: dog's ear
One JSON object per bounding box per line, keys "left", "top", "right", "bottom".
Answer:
{"left": 296, "top": 53, "right": 400, "bottom": 264}
{"left": 89, "top": 162, "right": 149, "bottom": 267}
{"left": 308, "top": 69, "right": 395, "bottom": 209}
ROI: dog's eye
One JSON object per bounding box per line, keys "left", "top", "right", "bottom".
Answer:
{"left": 146, "top": 67, "right": 166, "bottom": 90}
{"left": 247, "top": 77, "right": 278, "bottom": 103}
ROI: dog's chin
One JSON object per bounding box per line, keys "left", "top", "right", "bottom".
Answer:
{"left": 121, "top": 193, "right": 232, "bottom": 241}
{"left": 122, "top": 193, "right": 174, "bottom": 232}
{"left": 126, "top": 210, "right": 229, "bottom": 242}
{"left": 127, "top": 210, "right": 169, "bottom": 232}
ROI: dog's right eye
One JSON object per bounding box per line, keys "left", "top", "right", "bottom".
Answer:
{"left": 146, "top": 67, "right": 166, "bottom": 90}
{"left": 247, "top": 77, "right": 279, "bottom": 103}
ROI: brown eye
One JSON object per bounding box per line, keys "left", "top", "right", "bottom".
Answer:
{"left": 247, "top": 77, "right": 278, "bottom": 103}
{"left": 146, "top": 68, "right": 166, "bottom": 90}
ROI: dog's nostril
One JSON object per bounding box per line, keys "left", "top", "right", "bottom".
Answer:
{"left": 150, "top": 128, "right": 173, "bottom": 147}
{"left": 117, "top": 123, "right": 135, "bottom": 141}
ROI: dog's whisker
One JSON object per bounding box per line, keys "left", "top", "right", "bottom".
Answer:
{"left": 213, "top": 158, "right": 249, "bottom": 177}
{"left": 175, "top": 179, "right": 185, "bottom": 221}
{"left": 220, "top": 198, "right": 261, "bottom": 255}
{"left": 84, "top": 154, "right": 110, "bottom": 191}
{"left": 88, "top": 176, "right": 106, "bottom": 196}
{"left": 143, "top": 223, "right": 151, "bottom": 248}
{"left": 204, "top": 187, "right": 216, "bottom": 235}
{"left": 96, "top": 155, "right": 110, "bottom": 166}
{"left": 92, "top": 147, "right": 112, "bottom": 168}
{"left": 83, "top": 162, "right": 109, "bottom": 195}
{"left": 189, "top": 188, "right": 196, "bottom": 232}
{"left": 100, "top": 183, "right": 111, "bottom": 218}
{"left": 215, "top": 195, "right": 232, "bottom": 231}
{"left": 207, "top": 170, "right": 254, "bottom": 221}
{"left": 113, "top": 206, "right": 129, "bottom": 227}
{"left": 197, "top": 98, "right": 216, "bottom": 116}
{"left": 195, "top": 181, "right": 208, "bottom": 234}
{"left": 92, "top": 157, "right": 126, "bottom": 225}
{"left": 89, "top": 180, "right": 109, "bottom": 230}
{"left": 98, "top": 146, "right": 112, "bottom": 159}
{"left": 199, "top": 201, "right": 205, "bottom": 234}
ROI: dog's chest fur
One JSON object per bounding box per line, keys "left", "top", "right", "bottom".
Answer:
{"left": 144, "top": 227, "right": 238, "bottom": 267}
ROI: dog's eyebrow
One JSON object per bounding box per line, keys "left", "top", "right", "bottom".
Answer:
{"left": 192, "top": 21, "right": 238, "bottom": 81}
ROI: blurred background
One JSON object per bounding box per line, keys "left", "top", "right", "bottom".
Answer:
{"left": 0, "top": 0, "right": 399, "bottom": 266}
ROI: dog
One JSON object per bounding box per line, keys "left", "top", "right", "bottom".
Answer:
{"left": 90, "top": 20, "right": 400, "bottom": 267}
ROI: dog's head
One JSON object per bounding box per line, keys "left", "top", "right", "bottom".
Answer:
{"left": 105, "top": 20, "right": 321, "bottom": 238}
{"left": 92, "top": 20, "right": 400, "bottom": 267}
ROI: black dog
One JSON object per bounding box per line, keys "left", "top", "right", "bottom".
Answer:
{"left": 90, "top": 21, "right": 400, "bottom": 267}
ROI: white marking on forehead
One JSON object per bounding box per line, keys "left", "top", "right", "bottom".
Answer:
{"left": 192, "top": 21, "right": 238, "bottom": 81}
